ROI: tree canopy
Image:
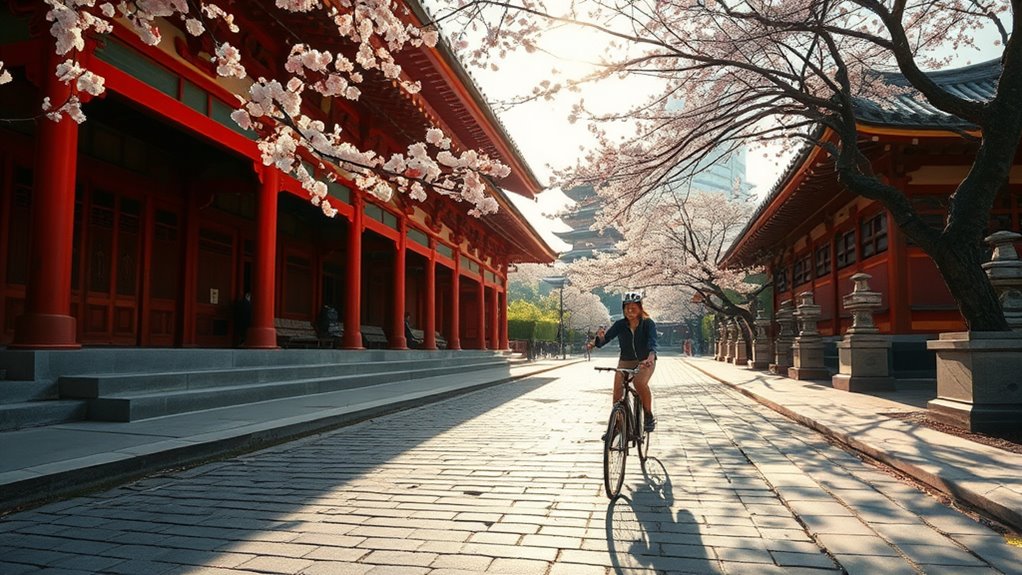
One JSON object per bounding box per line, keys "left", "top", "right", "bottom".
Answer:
{"left": 431, "top": 0, "right": 1017, "bottom": 330}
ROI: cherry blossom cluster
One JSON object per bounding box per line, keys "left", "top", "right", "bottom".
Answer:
{"left": 15, "top": 0, "right": 513, "bottom": 218}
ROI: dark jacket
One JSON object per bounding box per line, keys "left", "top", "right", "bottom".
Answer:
{"left": 595, "top": 317, "right": 658, "bottom": 361}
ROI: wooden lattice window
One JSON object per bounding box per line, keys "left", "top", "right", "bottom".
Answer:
{"left": 775, "top": 267, "right": 788, "bottom": 293}
{"left": 836, "top": 230, "right": 857, "bottom": 269}
{"left": 861, "top": 214, "right": 888, "bottom": 259}
{"left": 793, "top": 254, "right": 813, "bottom": 286}
{"left": 815, "top": 243, "right": 831, "bottom": 277}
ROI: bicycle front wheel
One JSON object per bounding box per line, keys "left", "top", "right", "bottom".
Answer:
{"left": 603, "top": 404, "right": 628, "bottom": 499}
{"left": 633, "top": 397, "right": 647, "bottom": 463}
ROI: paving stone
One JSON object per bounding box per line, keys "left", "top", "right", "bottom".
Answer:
{"left": 770, "top": 550, "right": 838, "bottom": 569}
{"left": 429, "top": 553, "right": 493, "bottom": 571}
{"left": 798, "top": 514, "right": 874, "bottom": 535}
{"left": 897, "top": 543, "right": 988, "bottom": 567}
{"left": 832, "top": 554, "right": 917, "bottom": 575}
{"left": 100, "top": 559, "right": 180, "bottom": 575}
{"left": 485, "top": 557, "right": 550, "bottom": 574}
{"left": 301, "top": 547, "right": 370, "bottom": 562}
{"left": 547, "top": 564, "right": 609, "bottom": 575}
{"left": 362, "top": 566, "right": 429, "bottom": 575}
{"left": 815, "top": 534, "right": 900, "bottom": 556}
{"left": 235, "top": 555, "right": 315, "bottom": 574}
{"left": 467, "top": 532, "right": 520, "bottom": 545}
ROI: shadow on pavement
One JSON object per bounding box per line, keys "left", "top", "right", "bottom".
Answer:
{"left": 605, "top": 457, "right": 719, "bottom": 574}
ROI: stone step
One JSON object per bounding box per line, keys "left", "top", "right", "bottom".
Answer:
{"left": 1, "top": 348, "right": 507, "bottom": 382}
{"left": 60, "top": 355, "right": 506, "bottom": 398}
{"left": 0, "top": 399, "right": 88, "bottom": 432}
{"left": 86, "top": 358, "right": 511, "bottom": 422}
{"left": 0, "top": 380, "right": 59, "bottom": 404}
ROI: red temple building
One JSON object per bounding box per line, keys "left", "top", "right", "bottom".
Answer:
{"left": 0, "top": 1, "right": 555, "bottom": 354}
{"left": 721, "top": 60, "right": 1021, "bottom": 375}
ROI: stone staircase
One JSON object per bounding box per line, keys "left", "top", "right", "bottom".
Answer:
{"left": 0, "top": 349, "right": 514, "bottom": 430}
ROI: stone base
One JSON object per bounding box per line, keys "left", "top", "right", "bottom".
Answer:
{"left": 768, "top": 363, "right": 790, "bottom": 375}
{"left": 10, "top": 313, "right": 80, "bottom": 349}
{"left": 832, "top": 374, "right": 896, "bottom": 392}
{"left": 748, "top": 360, "right": 770, "bottom": 370}
{"left": 927, "top": 330, "right": 1022, "bottom": 435}
{"left": 787, "top": 366, "right": 831, "bottom": 381}
{"left": 927, "top": 397, "right": 1022, "bottom": 435}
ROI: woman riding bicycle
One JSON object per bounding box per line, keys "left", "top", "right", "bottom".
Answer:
{"left": 588, "top": 291, "right": 658, "bottom": 432}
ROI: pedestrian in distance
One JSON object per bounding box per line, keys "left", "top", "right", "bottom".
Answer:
{"left": 404, "top": 313, "right": 421, "bottom": 348}
{"left": 588, "top": 292, "right": 659, "bottom": 432}
{"left": 233, "top": 292, "right": 252, "bottom": 347}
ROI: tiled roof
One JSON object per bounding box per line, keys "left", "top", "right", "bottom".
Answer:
{"left": 721, "top": 59, "right": 1001, "bottom": 268}
{"left": 852, "top": 59, "right": 1000, "bottom": 129}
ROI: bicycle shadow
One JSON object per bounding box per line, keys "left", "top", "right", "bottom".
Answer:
{"left": 605, "top": 457, "right": 717, "bottom": 574}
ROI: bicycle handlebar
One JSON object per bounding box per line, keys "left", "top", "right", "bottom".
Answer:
{"left": 594, "top": 366, "right": 641, "bottom": 375}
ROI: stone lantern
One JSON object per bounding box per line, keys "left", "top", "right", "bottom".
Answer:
{"left": 832, "top": 273, "right": 894, "bottom": 392}
{"left": 981, "top": 230, "right": 1022, "bottom": 330}
{"left": 749, "top": 309, "right": 772, "bottom": 370}
{"left": 731, "top": 318, "right": 748, "bottom": 366}
{"left": 769, "top": 299, "right": 795, "bottom": 375}
{"left": 788, "top": 291, "right": 830, "bottom": 380}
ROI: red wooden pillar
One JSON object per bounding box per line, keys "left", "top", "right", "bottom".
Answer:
{"left": 390, "top": 219, "right": 408, "bottom": 349}
{"left": 245, "top": 166, "right": 279, "bottom": 348}
{"left": 12, "top": 48, "right": 81, "bottom": 349}
{"left": 448, "top": 255, "right": 461, "bottom": 350}
{"left": 477, "top": 273, "right": 486, "bottom": 349}
{"left": 342, "top": 194, "right": 364, "bottom": 349}
{"left": 423, "top": 250, "right": 437, "bottom": 350}
{"left": 489, "top": 284, "right": 499, "bottom": 350}
{"left": 498, "top": 288, "right": 509, "bottom": 350}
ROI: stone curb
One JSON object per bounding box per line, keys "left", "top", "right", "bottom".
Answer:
{"left": 687, "top": 360, "right": 1022, "bottom": 532}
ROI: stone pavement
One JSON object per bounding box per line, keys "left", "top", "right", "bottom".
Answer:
{"left": 685, "top": 356, "right": 1022, "bottom": 533}
{"left": 1, "top": 354, "right": 1020, "bottom": 574}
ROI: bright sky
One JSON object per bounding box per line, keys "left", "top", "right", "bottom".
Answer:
{"left": 460, "top": 14, "right": 1007, "bottom": 256}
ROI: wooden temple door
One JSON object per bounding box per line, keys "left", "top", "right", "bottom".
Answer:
{"left": 142, "top": 207, "right": 182, "bottom": 346}
{"left": 194, "top": 226, "right": 235, "bottom": 347}
{"left": 78, "top": 189, "right": 143, "bottom": 345}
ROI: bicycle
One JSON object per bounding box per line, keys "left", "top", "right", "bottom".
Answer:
{"left": 596, "top": 365, "right": 651, "bottom": 499}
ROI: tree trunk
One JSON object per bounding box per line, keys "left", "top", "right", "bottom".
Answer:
{"left": 931, "top": 237, "right": 1008, "bottom": 332}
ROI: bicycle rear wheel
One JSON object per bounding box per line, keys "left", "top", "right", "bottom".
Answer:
{"left": 603, "top": 404, "right": 628, "bottom": 499}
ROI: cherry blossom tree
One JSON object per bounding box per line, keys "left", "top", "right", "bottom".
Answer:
{"left": 567, "top": 189, "right": 766, "bottom": 343}
{"left": 431, "top": 0, "right": 1017, "bottom": 331}
{"left": 561, "top": 284, "right": 610, "bottom": 330}
{"left": 2, "top": 0, "right": 512, "bottom": 218}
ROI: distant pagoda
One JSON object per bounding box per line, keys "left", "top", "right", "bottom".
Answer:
{"left": 555, "top": 185, "right": 622, "bottom": 263}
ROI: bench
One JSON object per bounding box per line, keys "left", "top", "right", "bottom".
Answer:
{"left": 409, "top": 329, "right": 449, "bottom": 349}
{"left": 360, "top": 325, "right": 389, "bottom": 349}
{"left": 275, "top": 318, "right": 335, "bottom": 349}
{"left": 409, "top": 329, "right": 425, "bottom": 348}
